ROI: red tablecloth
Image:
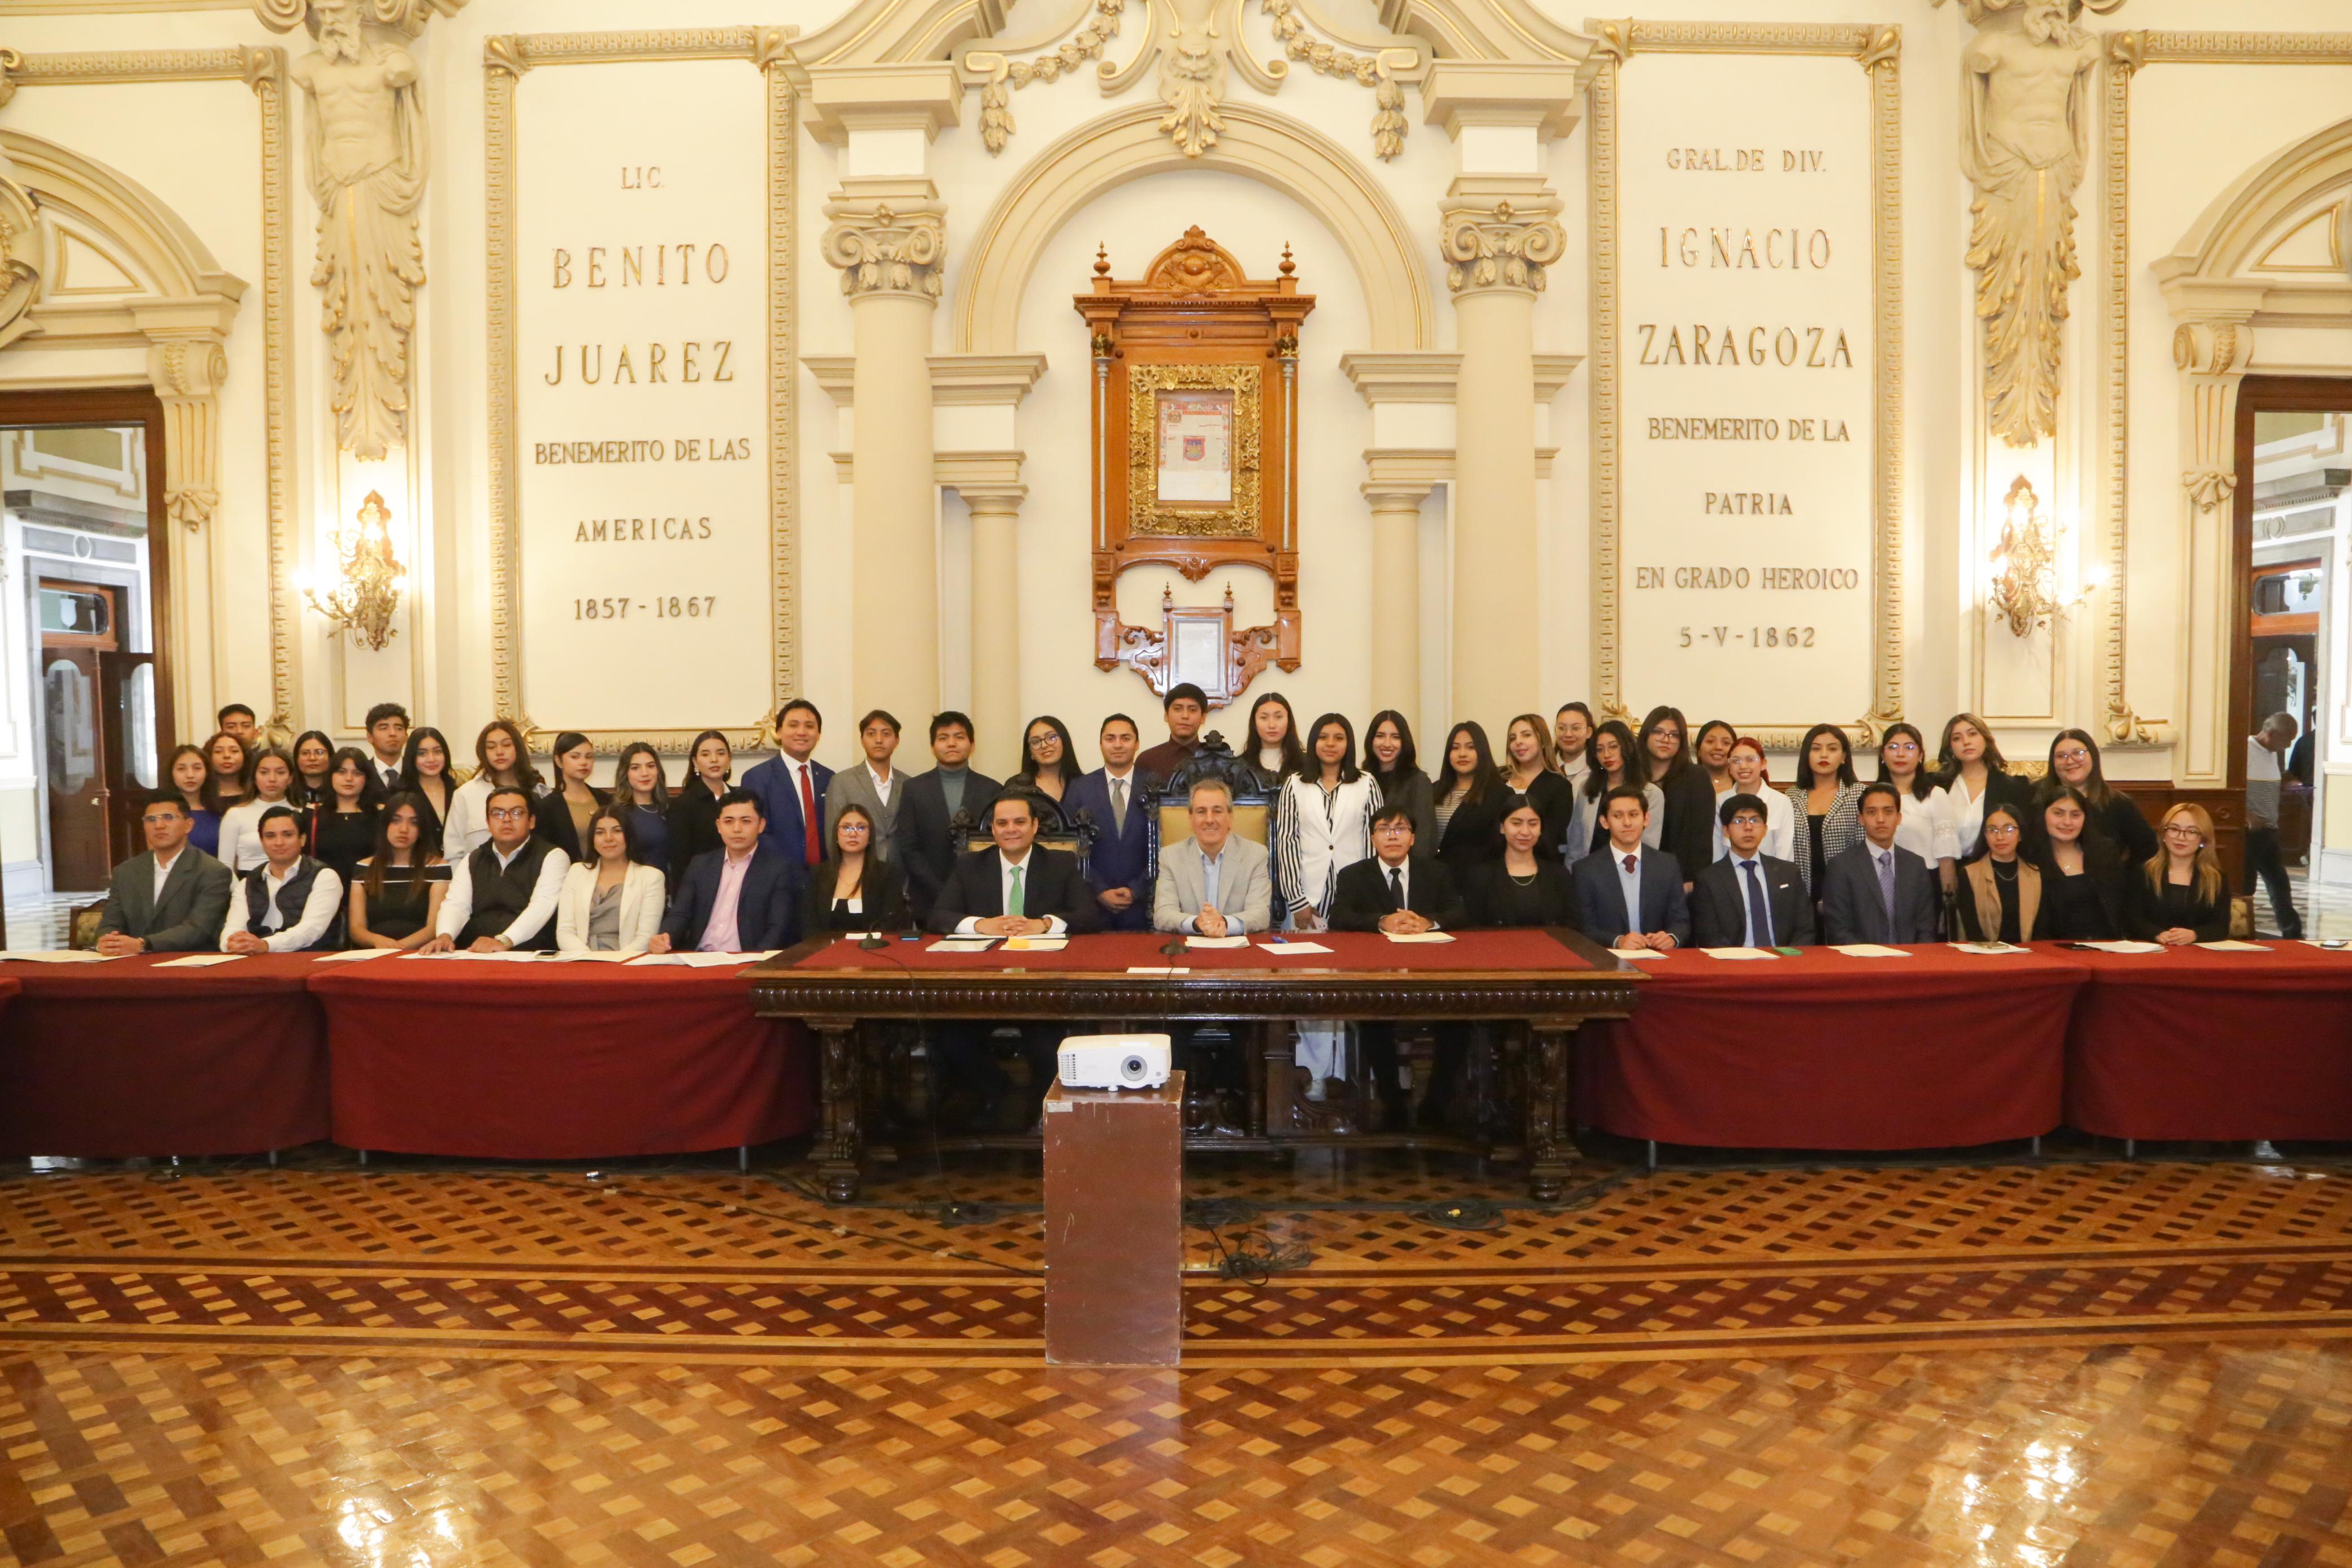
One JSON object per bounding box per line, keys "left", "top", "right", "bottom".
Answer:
{"left": 794, "top": 929, "right": 1589, "bottom": 974}
{"left": 2064, "top": 942, "right": 2352, "bottom": 1140}
{"left": 1576, "top": 945, "right": 2090, "bottom": 1149}
{"left": 312, "top": 959, "right": 815, "bottom": 1158}
{"left": 0, "top": 955, "right": 328, "bottom": 1156}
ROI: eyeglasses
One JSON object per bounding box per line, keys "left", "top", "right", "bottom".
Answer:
{"left": 1374, "top": 822, "right": 1412, "bottom": 835}
{"left": 2163, "top": 824, "right": 2201, "bottom": 839}
{"left": 486, "top": 807, "right": 529, "bottom": 822}
{"left": 2053, "top": 748, "right": 2091, "bottom": 764}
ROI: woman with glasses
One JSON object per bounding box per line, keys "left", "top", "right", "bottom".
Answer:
{"left": 1015, "top": 716, "right": 1080, "bottom": 820}
{"left": 1954, "top": 802, "right": 2036, "bottom": 944}
{"left": 2039, "top": 728, "right": 2160, "bottom": 866}
{"left": 1638, "top": 705, "right": 1716, "bottom": 883}
{"left": 803, "top": 803, "right": 908, "bottom": 934}
{"left": 2128, "top": 802, "right": 2230, "bottom": 946}
{"left": 291, "top": 730, "right": 336, "bottom": 804}
{"left": 1877, "top": 722, "right": 1958, "bottom": 882}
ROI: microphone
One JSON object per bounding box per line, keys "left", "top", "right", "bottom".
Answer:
{"left": 858, "top": 932, "right": 889, "bottom": 951}
{"left": 1160, "top": 932, "right": 1188, "bottom": 959}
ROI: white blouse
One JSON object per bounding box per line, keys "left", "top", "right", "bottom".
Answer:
{"left": 1937, "top": 777, "right": 1993, "bottom": 861}
{"left": 442, "top": 774, "right": 494, "bottom": 860}
{"left": 1893, "top": 786, "right": 1960, "bottom": 864}
{"left": 1709, "top": 785, "right": 1797, "bottom": 864}
{"left": 1273, "top": 774, "right": 1377, "bottom": 920}
{"left": 215, "top": 796, "right": 295, "bottom": 873}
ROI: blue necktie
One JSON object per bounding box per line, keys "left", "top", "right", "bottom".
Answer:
{"left": 1742, "top": 859, "right": 1773, "bottom": 947}
{"left": 1877, "top": 851, "right": 1897, "bottom": 933}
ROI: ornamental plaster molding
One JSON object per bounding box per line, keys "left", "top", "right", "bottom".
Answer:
{"left": 0, "top": 142, "right": 40, "bottom": 352}
{"left": 822, "top": 189, "right": 948, "bottom": 301}
{"left": 1439, "top": 190, "right": 1564, "bottom": 295}
{"left": 254, "top": 1, "right": 462, "bottom": 460}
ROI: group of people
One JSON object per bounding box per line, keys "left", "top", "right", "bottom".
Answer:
{"left": 97, "top": 688, "right": 2296, "bottom": 963}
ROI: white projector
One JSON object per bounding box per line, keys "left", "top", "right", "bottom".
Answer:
{"left": 1057, "top": 1033, "right": 1173, "bottom": 1091}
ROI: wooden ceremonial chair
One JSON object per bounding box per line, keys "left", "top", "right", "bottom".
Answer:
{"left": 68, "top": 902, "right": 107, "bottom": 951}
{"left": 1156, "top": 799, "right": 1272, "bottom": 853}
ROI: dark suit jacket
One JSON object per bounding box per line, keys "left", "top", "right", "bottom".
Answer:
{"left": 1571, "top": 846, "right": 1692, "bottom": 946}
{"left": 1434, "top": 787, "right": 1507, "bottom": 872}
{"left": 1819, "top": 840, "right": 1942, "bottom": 945}
{"left": 1689, "top": 853, "right": 1815, "bottom": 948}
{"left": 928, "top": 844, "right": 1102, "bottom": 934}
{"left": 1330, "top": 853, "right": 1467, "bottom": 932}
{"left": 801, "top": 855, "right": 909, "bottom": 935}
{"left": 1063, "top": 767, "right": 1152, "bottom": 931}
{"left": 535, "top": 785, "right": 608, "bottom": 865}
{"left": 662, "top": 844, "right": 797, "bottom": 951}
{"left": 741, "top": 754, "right": 833, "bottom": 868}
{"left": 1458, "top": 857, "right": 1576, "bottom": 929}
{"left": 892, "top": 767, "right": 1003, "bottom": 920}
{"left": 97, "top": 848, "right": 234, "bottom": 951}
{"left": 667, "top": 781, "right": 732, "bottom": 886}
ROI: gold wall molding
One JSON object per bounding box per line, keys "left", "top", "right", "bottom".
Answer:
{"left": 481, "top": 27, "right": 797, "bottom": 756}
{"left": 2098, "top": 30, "right": 2352, "bottom": 751}
{"left": 1585, "top": 19, "right": 1903, "bottom": 752}
{"left": 1124, "top": 361, "right": 1263, "bottom": 538}
{"left": 0, "top": 46, "right": 299, "bottom": 735}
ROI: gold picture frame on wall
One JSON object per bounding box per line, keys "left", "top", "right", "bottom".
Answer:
{"left": 1126, "top": 362, "right": 1263, "bottom": 539}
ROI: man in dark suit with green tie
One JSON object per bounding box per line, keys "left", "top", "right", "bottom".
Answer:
{"left": 95, "top": 791, "right": 235, "bottom": 954}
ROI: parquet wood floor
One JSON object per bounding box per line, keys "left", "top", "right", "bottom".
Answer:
{"left": 5, "top": 1158, "right": 2351, "bottom": 1566}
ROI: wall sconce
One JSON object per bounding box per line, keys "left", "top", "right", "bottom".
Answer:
{"left": 1986, "top": 475, "right": 2103, "bottom": 637}
{"left": 300, "top": 488, "right": 405, "bottom": 651}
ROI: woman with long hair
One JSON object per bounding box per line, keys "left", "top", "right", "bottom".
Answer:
{"left": 216, "top": 746, "right": 299, "bottom": 872}
{"left": 1934, "top": 711, "right": 2030, "bottom": 881}
{"left": 1709, "top": 737, "right": 1795, "bottom": 862}
{"left": 1497, "top": 713, "right": 1577, "bottom": 861}
{"left": 1433, "top": 721, "right": 1506, "bottom": 870}
{"left": 1273, "top": 713, "right": 1376, "bottom": 933}
{"left": 668, "top": 728, "right": 736, "bottom": 883}
{"left": 1787, "top": 722, "right": 1865, "bottom": 899}
{"left": 1016, "top": 715, "right": 1080, "bottom": 813}
{"left": 539, "top": 731, "right": 608, "bottom": 863}
{"left": 1363, "top": 709, "right": 1435, "bottom": 844}
{"left": 1953, "top": 802, "right": 2036, "bottom": 945}
{"left": 2129, "top": 802, "right": 2229, "bottom": 945}
{"left": 1876, "top": 722, "right": 1958, "bottom": 876}
{"left": 166, "top": 743, "right": 222, "bottom": 857}
{"left": 348, "top": 793, "right": 447, "bottom": 951}
{"left": 555, "top": 804, "right": 668, "bottom": 954}
{"left": 1461, "top": 799, "right": 1576, "bottom": 928}
{"left": 397, "top": 726, "right": 456, "bottom": 850}
{"left": 2027, "top": 783, "right": 2128, "bottom": 940}
{"left": 1693, "top": 720, "right": 1737, "bottom": 794}
{"left": 612, "top": 740, "right": 673, "bottom": 874}
{"left": 203, "top": 729, "right": 252, "bottom": 812}
{"left": 444, "top": 718, "right": 542, "bottom": 858}
{"left": 1639, "top": 704, "right": 1716, "bottom": 881}
{"left": 803, "top": 802, "right": 909, "bottom": 935}
{"left": 290, "top": 730, "right": 335, "bottom": 804}
{"left": 2040, "top": 728, "right": 2159, "bottom": 866}
{"left": 305, "top": 747, "right": 384, "bottom": 881}
{"left": 1577, "top": 720, "right": 1663, "bottom": 855}
{"left": 1243, "top": 692, "right": 1307, "bottom": 790}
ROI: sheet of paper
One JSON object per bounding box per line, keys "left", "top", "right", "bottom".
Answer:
{"left": 628, "top": 951, "right": 766, "bottom": 968}
{"left": 1178, "top": 934, "right": 1251, "bottom": 949}
{"left": 537, "top": 950, "right": 639, "bottom": 963}
{"left": 0, "top": 950, "right": 118, "bottom": 963}
{"left": 2079, "top": 941, "right": 2165, "bottom": 954}
{"left": 1614, "top": 948, "right": 1671, "bottom": 960}
{"left": 154, "top": 954, "right": 246, "bottom": 968}
{"left": 1126, "top": 965, "right": 1190, "bottom": 975}
{"left": 313, "top": 947, "right": 397, "bottom": 963}
{"left": 1700, "top": 947, "right": 1779, "bottom": 960}
{"left": 2194, "top": 939, "right": 2271, "bottom": 952}
{"left": 927, "top": 938, "right": 998, "bottom": 954}
{"left": 1383, "top": 931, "right": 1456, "bottom": 945}
{"left": 1951, "top": 942, "right": 2031, "bottom": 955}
{"left": 1260, "top": 940, "right": 1333, "bottom": 954}
{"left": 1003, "top": 937, "right": 1069, "bottom": 952}
{"left": 1830, "top": 944, "right": 1912, "bottom": 958}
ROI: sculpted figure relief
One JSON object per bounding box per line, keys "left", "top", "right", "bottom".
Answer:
{"left": 1955, "top": 0, "right": 2117, "bottom": 448}
{"left": 275, "top": 0, "right": 432, "bottom": 460}
{"left": 1158, "top": 0, "right": 1228, "bottom": 158}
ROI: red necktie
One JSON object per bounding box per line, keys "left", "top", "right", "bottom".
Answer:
{"left": 1623, "top": 855, "right": 1637, "bottom": 874}
{"left": 797, "top": 764, "right": 820, "bottom": 865}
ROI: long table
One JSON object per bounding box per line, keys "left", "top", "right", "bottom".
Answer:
{"left": 0, "top": 955, "right": 329, "bottom": 1157}
{"left": 1575, "top": 945, "right": 2090, "bottom": 1150}
{"left": 747, "top": 929, "right": 1641, "bottom": 1202}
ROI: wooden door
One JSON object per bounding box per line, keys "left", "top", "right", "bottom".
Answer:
{"left": 40, "top": 579, "right": 121, "bottom": 891}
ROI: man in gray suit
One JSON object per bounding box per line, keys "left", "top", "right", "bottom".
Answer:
{"left": 1152, "top": 778, "right": 1273, "bottom": 935}
{"left": 96, "top": 791, "right": 235, "bottom": 954}
{"left": 824, "top": 708, "right": 905, "bottom": 860}
{"left": 1821, "top": 781, "right": 1943, "bottom": 945}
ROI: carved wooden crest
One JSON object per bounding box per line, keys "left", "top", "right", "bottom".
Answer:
{"left": 1142, "top": 227, "right": 1245, "bottom": 294}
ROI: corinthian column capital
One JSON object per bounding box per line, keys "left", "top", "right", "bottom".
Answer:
{"left": 1439, "top": 179, "right": 1564, "bottom": 297}
{"left": 823, "top": 182, "right": 946, "bottom": 304}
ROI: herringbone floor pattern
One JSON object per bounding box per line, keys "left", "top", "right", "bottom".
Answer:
{"left": 4, "top": 1158, "right": 2351, "bottom": 1565}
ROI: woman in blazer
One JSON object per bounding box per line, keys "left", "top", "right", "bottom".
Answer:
{"left": 1364, "top": 709, "right": 1436, "bottom": 845}
{"left": 539, "top": 731, "right": 609, "bottom": 864}
{"left": 1497, "top": 713, "right": 1578, "bottom": 861}
{"left": 1785, "top": 722, "right": 1866, "bottom": 899}
{"left": 1432, "top": 721, "right": 1508, "bottom": 872}
{"left": 1574, "top": 721, "right": 1664, "bottom": 856}
{"left": 1273, "top": 713, "right": 1377, "bottom": 932}
{"left": 2028, "top": 784, "right": 2128, "bottom": 941}
{"left": 2038, "top": 728, "right": 2160, "bottom": 868}
{"left": 1462, "top": 800, "right": 1576, "bottom": 928}
{"left": 2128, "top": 802, "right": 2230, "bottom": 945}
{"left": 1955, "top": 802, "right": 2039, "bottom": 944}
{"left": 556, "top": 805, "right": 667, "bottom": 954}
{"left": 803, "top": 804, "right": 909, "bottom": 934}
{"left": 668, "top": 729, "right": 737, "bottom": 884}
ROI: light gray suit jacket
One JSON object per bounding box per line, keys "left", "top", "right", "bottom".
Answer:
{"left": 97, "top": 848, "right": 235, "bottom": 951}
{"left": 1152, "top": 834, "right": 1274, "bottom": 934}
{"left": 824, "top": 763, "right": 902, "bottom": 861}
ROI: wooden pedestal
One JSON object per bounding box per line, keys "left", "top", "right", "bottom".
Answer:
{"left": 1043, "top": 1071, "right": 1184, "bottom": 1367}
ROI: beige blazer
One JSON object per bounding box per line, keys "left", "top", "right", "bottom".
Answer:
{"left": 1961, "top": 857, "right": 2040, "bottom": 943}
{"left": 555, "top": 860, "right": 668, "bottom": 954}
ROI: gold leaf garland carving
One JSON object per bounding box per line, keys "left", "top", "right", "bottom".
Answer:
{"left": 1125, "top": 362, "right": 1262, "bottom": 540}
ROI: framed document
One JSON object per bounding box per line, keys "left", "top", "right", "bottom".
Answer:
{"left": 1155, "top": 389, "right": 1234, "bottom": 504}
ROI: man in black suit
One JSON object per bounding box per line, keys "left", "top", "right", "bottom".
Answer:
{"left": 1689, "top": 793, "right": 1815, "bottom": 948}
{"left": 1821, "top": 781, "right": 1942, "bottom": 945}
{"left": 1570, "top": 786, "right": 1690, "bottom": 950}
{"left": 655, "top": 789, "right": 797, "bottom": 952}
{"left": 1333, "top": 803, "right": 1470, "bottom": 1129}
{"left": 929, "top": 793, "right": 1101, "bottom": 1128}
{"left": 892, "top": 711, "right": 1001, "bottom": 926}
{"left": 95, "top": 791, "right": 235, "bottom": 954}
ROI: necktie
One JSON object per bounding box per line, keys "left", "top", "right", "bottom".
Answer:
{"left": 1112, "top": 776, "right": 1127, "bottom": 835}
{"left": 1877, "top": 851, "right": 1896, "bottom": 932}
{"left": 1388, "top": 865, "right": 1405, "bottom": 911}
{"left": 794, "top": 764, "right": 820, "bottom": 865}
{"left": 1623, "top": 854, "right": 1637, "bottom": 874}
{"left": 1743, "top": 859, "right": 1773, "bottom": 947}
{"left": 1007, "top": 864, "right": 1026, "bottom": 920}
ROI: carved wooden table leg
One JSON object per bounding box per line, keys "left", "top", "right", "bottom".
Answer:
{"left": 1246, "top": 1021, "right": 1266, "bottom": 1138}
{"left": 1525, "top": 1020, "right": 1580, "bottom": 1202}
{"left": 1264, "top": 1023, "right": 1296, "bottom": 1135}
{"left": 812, "top": 1019, "right": 863, "bottom": 1202}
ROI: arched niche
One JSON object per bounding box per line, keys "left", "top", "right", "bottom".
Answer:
{"left": 951, "top": 100, "right": 1436, "bottom": 355}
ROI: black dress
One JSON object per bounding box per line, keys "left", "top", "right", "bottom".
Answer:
{"left": 1460, "top": 858, "right": 1576, "bottom": 929}
{"left": 1434, "top": 787, "right": 1506, "bottom": 872}
{"left": 307, "top": 805, "right": 380, "bottom": 881}
{"left": 357, "top": 862, "right": 442, "bottom": 943}
{"left": 2036, "top": 855, "right": 2127, "bottom": 941}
